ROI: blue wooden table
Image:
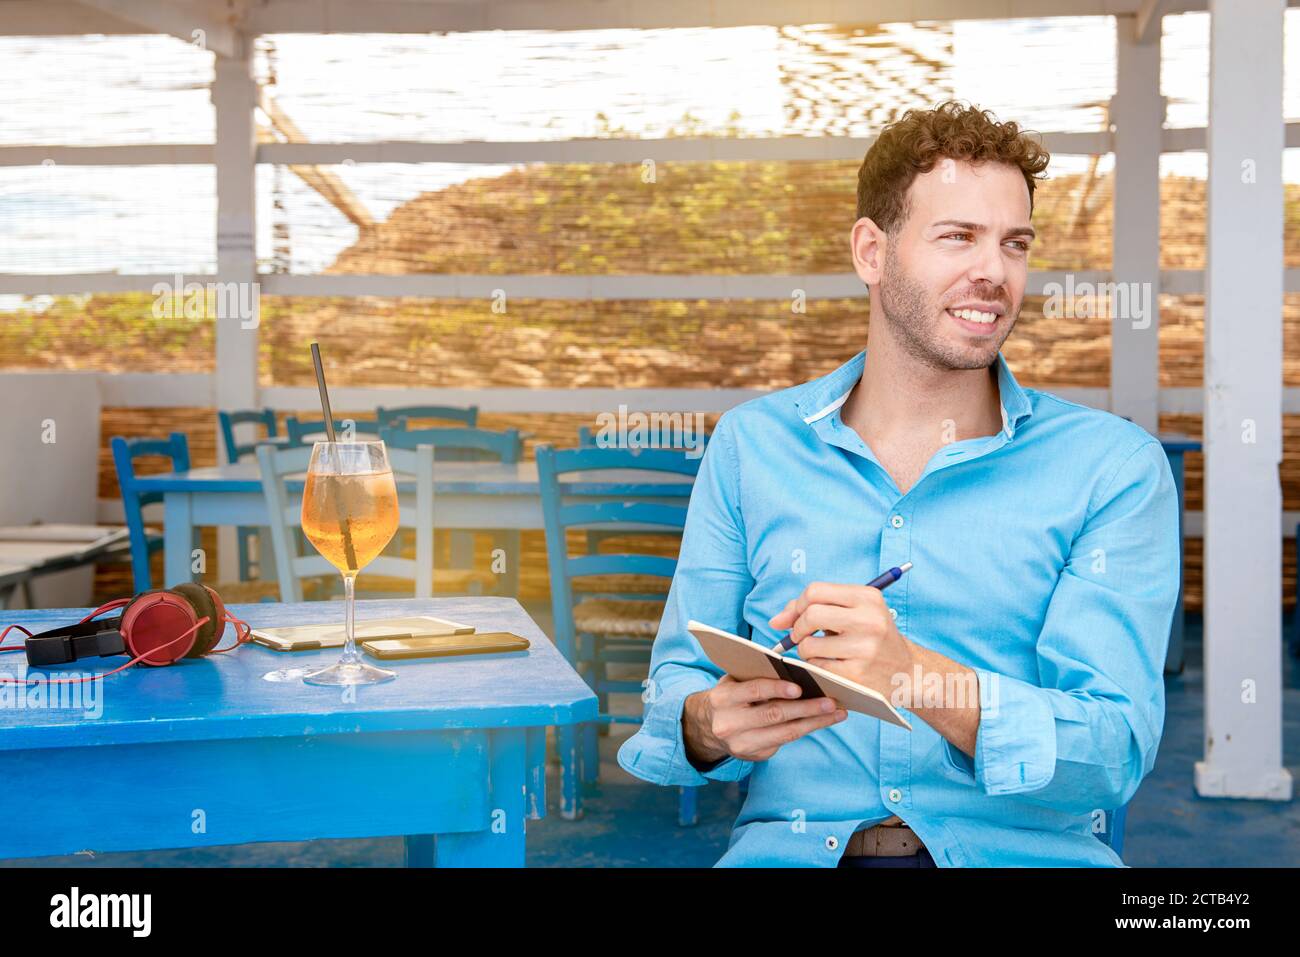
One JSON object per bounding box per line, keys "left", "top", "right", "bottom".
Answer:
{"left": 0, "top": 597, "right": 596, "bottom": 866}
{"left": 132, "top": 459, "right": 695, "bottom": 590}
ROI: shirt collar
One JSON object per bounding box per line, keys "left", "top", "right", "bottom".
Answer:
{"left": 793, "top": 348, "right": 1033, "bottom": 439}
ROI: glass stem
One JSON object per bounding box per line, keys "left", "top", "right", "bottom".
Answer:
{"left": 341, "top": 573, "right": 359, "bottom": 664}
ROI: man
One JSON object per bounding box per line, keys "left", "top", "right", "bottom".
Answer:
{"left": 617, "top": 101, "right": 1179, "bottom": 867}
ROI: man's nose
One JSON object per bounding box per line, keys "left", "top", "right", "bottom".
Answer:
{"left": 966, "top": 237, "right": 1008, "bottom": 288}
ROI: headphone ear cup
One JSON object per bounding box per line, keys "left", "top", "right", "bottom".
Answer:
{"left": 119, "top": 588, "right": 171, "bottom": 649}
{"left": 202, "top": 585, "right": 230, "bottom": 651}
{"left": 120, "top": 591, "right": 200, "bottom": 665}
{"left": 120, "top": 588, "right": 166, "bottom": 622}
{"left": 171, "top": 582, "right": 219, "bottom": 658}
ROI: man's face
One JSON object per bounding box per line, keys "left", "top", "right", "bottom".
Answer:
{"left": 868, "top": 159, "right": 1033, "bottom": 371}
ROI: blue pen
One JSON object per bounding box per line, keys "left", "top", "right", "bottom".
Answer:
{"left": 772, "top": 561, "right": 913, "bottom": 654}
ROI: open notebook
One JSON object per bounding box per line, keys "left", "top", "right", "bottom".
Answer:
{"left": 687, "top": 620, "right": 911, "bottom": 730}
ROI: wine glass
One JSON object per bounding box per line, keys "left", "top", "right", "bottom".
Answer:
{"left": 299, "top": 440, "right": 400, "bottom": 686}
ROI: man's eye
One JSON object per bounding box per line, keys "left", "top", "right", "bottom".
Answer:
{"left": 941, "top": 232, "right": 973, "bottom": 242}
{"left": 1005, "top": 240, "right": 1030, "bottom": 252}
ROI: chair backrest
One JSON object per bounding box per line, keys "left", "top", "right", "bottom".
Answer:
{"left": 110, "top": 432, "right": 190, "bottom": 592}
{"left": 255, "top": 441, "right": 435, "bottom": 601}
{"left": 379, "top": 425, "right": 522, "bottom": 463}
{"left": 218, "top": 408, "right": 278, "bottom": 463}
{"left": 577, "top": 422, "right": 710, "bottom": 455}
{"left": 283, "top": 416, "right": 382, "bottom": 448}
{"left": 578, "top": 422, "right": 705, "bottom": 554}
{"left": 376, "top": 404, "right": 478, "bottom": 429}
{"left": 535, "top": 444, "right": 700, "bottom": 660}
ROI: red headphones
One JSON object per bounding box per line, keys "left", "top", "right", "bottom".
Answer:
{"left": 0, "top": 583, "right": 253, "bottom": 684}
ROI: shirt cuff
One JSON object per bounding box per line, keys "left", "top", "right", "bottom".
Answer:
{"left": 943, "top": 669, "right": 1057, "bottom": 796}
{"left": 617, "top": 671, "right": 754, "bottom": 788}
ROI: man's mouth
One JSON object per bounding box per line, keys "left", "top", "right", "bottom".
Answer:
{"left": 951, "top": 306, "right": 998, "bottom": 325}
{"left": 945, "top": 306, "right": 1001, "bottom": 330}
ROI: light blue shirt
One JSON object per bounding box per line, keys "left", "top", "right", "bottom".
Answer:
{"left": 617, "top": 348, "right": 1180, "bottom": 867}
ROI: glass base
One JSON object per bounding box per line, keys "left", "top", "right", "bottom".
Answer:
{"left": 262, "top": 667, "right": 314, "bottom": 683}
{"left": 302, "top": 659, "right": 397, "bottom": 686}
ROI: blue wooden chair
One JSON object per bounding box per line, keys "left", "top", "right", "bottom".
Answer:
{"left": 1291, "top": 521, "right": 1300, "bottom": 657}
{"left": 377, "top": 404, "right": 479, "bottom": 429}
{"left": 383, "top": 425, "right": 521, "bottom": 463}
{"left": 217, "top": 408, "right": 279, "bottom": 581}
{"left": 111, "top": 432, "right": 191, "bottom": 593}
{"left": 380, "top": 426, "right": 522, "bottom": 594}
{"left": 283, "top": 416, "right": 382, "bottom": 448}
{"left": 218, "top": 408, "right": 279, "bottom": 463}
{"left": 537, "top": 443, "right": 702, "bottom": 825}
{"left": 111, "top": 433, "right": 281, "bottom": 602}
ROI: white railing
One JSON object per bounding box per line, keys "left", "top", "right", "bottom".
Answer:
{"left": 0, "top": 123, "right": 1295, "bottom": 170}
{"left": 76, "top": 370, "right": 1300, "bottom": 415}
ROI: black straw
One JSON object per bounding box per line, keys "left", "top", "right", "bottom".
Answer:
{"left": 309, "top": 342, "right": 357, "bottom": 571}
{"left": 310, "top": 342, "right": 338, "bottom": 443}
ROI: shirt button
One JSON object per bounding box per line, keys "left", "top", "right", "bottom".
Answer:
{"left": 890, "top": 515, "right": 904, "bottom": 528}
{"left": 887, "top": 788, "right": 903, "bottom": 803}
{"left": 888, "top": 607, "right": 898, "bottom": 621}
{"left": 825, "top": 835, "right": 839, "bottom": 851}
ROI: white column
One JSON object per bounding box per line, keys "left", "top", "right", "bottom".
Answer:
{"left": 212, "top": 44, "right": 259, "bottom": 583}
{"left": 1110, "top": 15, "right": 1163, "bottom": 433}
{"left": 1195, "top": 0, "right": 1292, "bottom": 801}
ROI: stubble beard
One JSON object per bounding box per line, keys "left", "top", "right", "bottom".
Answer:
{"left": 876, "top": 242, "right": 1014, "bottom": 372}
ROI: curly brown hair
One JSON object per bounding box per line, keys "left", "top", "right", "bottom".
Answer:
{"left": 856, "top": 100, "right": 1051, "bottom": 235}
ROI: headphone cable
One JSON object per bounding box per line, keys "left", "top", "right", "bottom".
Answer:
{"left": 0, "top": 617, "right": 209, "bottom": 685}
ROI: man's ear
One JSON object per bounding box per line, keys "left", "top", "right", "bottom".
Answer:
{"left": 851, "top": 216, "right": 886, "bottom": 288}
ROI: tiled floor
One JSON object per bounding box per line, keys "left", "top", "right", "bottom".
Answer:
{"left": 5, "top": 610, "right": 1297, "bottom": 867}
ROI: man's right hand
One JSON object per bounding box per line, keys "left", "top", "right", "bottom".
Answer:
{"left": 682, "top": 675, "right": 848, "bottom": 768}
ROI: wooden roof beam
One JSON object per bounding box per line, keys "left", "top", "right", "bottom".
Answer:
{"left": 73, "top": 0, "right": 246, "bottom": 58}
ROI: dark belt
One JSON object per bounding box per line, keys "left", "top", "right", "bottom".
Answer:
{"left": 843, "top": 817, "right": 925, "bottom": 858}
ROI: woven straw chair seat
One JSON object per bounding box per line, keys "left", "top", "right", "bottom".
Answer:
{"left": 573, "top": 598, "right": 666, "bottom": 638}
{"left": 572, "top": 574, "right": 670, "bottom": 595}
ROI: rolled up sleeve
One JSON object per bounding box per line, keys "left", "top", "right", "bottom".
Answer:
{"left": 617, "top": 413, "right": 757, "bottom": 788}
{"left": 943, "top": 439, "right": 1179, "bottom": 813}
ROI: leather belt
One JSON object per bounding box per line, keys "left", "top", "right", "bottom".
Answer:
{"left": 843, "top": 816, "right": 925, "bottom": 858}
